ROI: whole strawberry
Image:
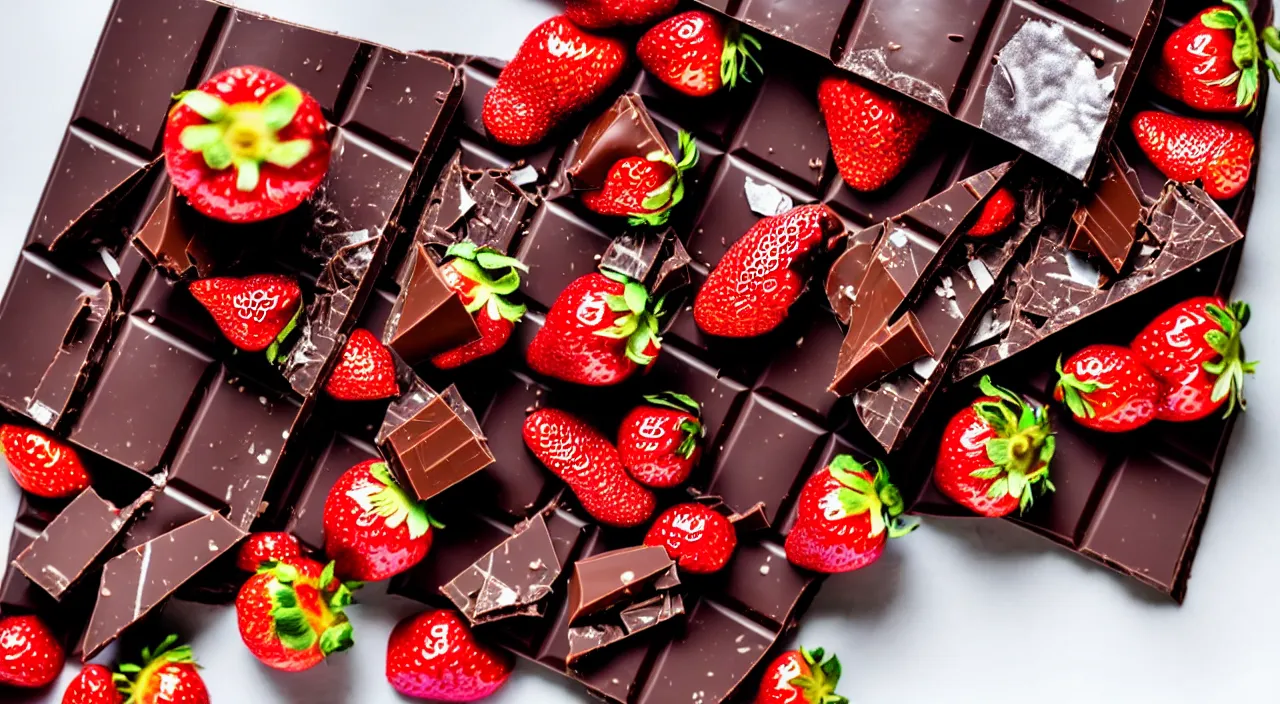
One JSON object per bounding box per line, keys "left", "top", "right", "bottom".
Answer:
{"left": 482, "top": 17, "right": 628, "bottom": 147}
{"left": 62, "top": 664, "right": 121, "bottom": 704}
{"left": 1, "top": 424, "right": 90, "bottom": 499}
{"left": 1153, "top": 3, "right": 1280, "bottom": 113}
{"left": 784, "top": 456, "right": 915, "bottom": 573}
{"left": 818, "top": 76, "right": 933, "bottom": 192}
{"left": 236, "top": 531, "right": 303, "bottom": 572}
{"left": 0, "top": 615, "right": 63, "bottom": 688}
{"left": 324, "top": 328, "right": 400, "bottom": 402}
{"left": 967, "top": 187, "right": 1016, "bottom": 237}
{"left": 581, "top": 131, "right": 698, "bottom": 226}
{"left": 694, "top": 204, "right": 843, "bottom": 338}
{"left": 1131, "top": 297, "right": 1256, "bottom": 422}
{"left": 525, "top": 271, "right": 664, "bottom": 386}
{"left": 431, "top": 242, "right": 528, "bottom": 369}
{"left": 1130, "top": 110, "right": 1255, "bottom": 200}
{"left": 386, "top": 609, "right": 513, "bottom": 702}
{"left": 113, "top": 636, "right": 209, "bottom": 704}
{"left": 644, "top": 503, "right": 736, "bottom": 574}
{"left": 236, "top": 558, "right": 356, "bottom": 671}
{"left": 523, "top": 408, "right": 656, "bottom": 527}
{"left": 188, "top": 273, "right": 302, "bottom": 358}
{"left": 637, "top": 11, "right": 762, "bottom": 97}
{"left": 565, "top": 0, "right": 678, "bottom": 28}
{"left": 1054, "top": 345, "right": 1164, "bottom": 433}
{"left": 322, "top": 459, "right": 438, "bottom": 581}
{"left": 756, "top": 647, "right": 847, "bottom": 704}
{"left": 934, "top": 376, "right": 1055, "bottom": 518}
{"left": 617, "top": 392, "right": 703, "bottom": 488}
{"left": 164, "top": 65, "right": 330, "bottom": 223}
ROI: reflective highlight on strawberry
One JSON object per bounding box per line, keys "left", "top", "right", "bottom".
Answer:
{"left": 1153, "top": 3, "right": 1280, "bottom": 113}
{"left": 644, "top": 503, "right": 736, "bottom": 574}
{"left": 386, "top": 609, "right": 513, "bottom": 702}
{"left": 637, "top": 11, "right": 762, "bottom": 97}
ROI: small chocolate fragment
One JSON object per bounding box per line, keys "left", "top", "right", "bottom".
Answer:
{"left": 567, "top": 546, "right": 678, "bottom": 625}
{"left": 600, "top": 228, "right": 691, "bottom": 296}
{"left": 440, "top": 514, "right": 561, "bottom": 624}
{"left": 376, "top": 371, "right": 495, "bottom": 502}
{"left": 384, "top": 243, "right": 481, "bottom": 365}
{"left": 50, "top": 158, "right": 161, "bottom": 254}
{"left": 564, "top": 93, "right": 671, "bottom": 192}
{"left": 27, "top": 282, "right": 120, "bottom": 432}
{"left": 1064, "top": 149, "right": 1145, "bottom": 274}
{"left": 825, "top": 224, "right": 885, "bottom": 323}
{"left": 567, "top": 592, "right": 684, "bottom": 665}
{"left": 726, "top": 501, "right": 771, "bottom": 534}
{"left": 417, "top": 151, "right": 538, "bottom": 253}
{"left": 79, "top": 512, "right": 245, "bottom": 660}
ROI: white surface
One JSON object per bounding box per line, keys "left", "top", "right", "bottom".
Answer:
{"left": 1, "top": 2, "right": 1279, "bottom": 703}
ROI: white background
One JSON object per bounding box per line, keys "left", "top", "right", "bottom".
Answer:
{"left": 1, "top": 1, "right": 1279, "bottom": 702}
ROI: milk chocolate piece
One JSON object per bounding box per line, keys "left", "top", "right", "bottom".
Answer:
{"left": 132, "top": 187, "right": 215, "bottom": 279}
{"left": 376, "top": 375, "right": 495, "bottom": 502}
{"left": 440, "top": 514, "right": 561, "bottom": 624}
{"left": 80, "top": 512, "right": 246, "bottom": 659}
{"left": 384, "top": 244, "right": 481, "bottom": 365}
{"left": 27, "top": 282, "right": 120, "bottom": 432}
{"left": 1064, "top": 149, "right": 1145, "bottom": 274}
{"left": 565, "top": 93, "right": 671, "bottom": 191}
{"left": 567, "top": 592, "right": 685, "bottom": 665}
{"left": 568, "top": 546, "right": 678, "bottom": 624}
{"left": 825, "top": 225, "right": 884, "bottom": 323}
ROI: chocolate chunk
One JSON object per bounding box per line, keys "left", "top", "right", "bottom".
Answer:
{"left": 567, "top": 592, "right": 684, "bottom": 665}
{"left": 599, "top": 228, "right": 691, "bottom": 294}
{"left": 79, "top": 512, "right": 246, "bottom": 660}
{"left": 568, "top": 546, "right": 679, "bottom": 625}
{"left": 440, "top": 514, "right": 561, "bottom": 624}
{"left": 564, "top": 93, "right": 671, "bottom": 192}
{"left": 384, "top": 243, "right": 481, "bottom": 365}
{"left": 49, "top": 159, "right": 160, "bottom": 255}
{"left": 27, "top": 282, "right": 120, "bottom": 432}
{"left": 1065, "top": 148, "right": 1145, "bottom": 274}
{"left": 417, "top": 151, "right": 539, "bottom": 254}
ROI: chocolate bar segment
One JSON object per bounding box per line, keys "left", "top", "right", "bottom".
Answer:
{"left": 1065, "top": 148, "right": 1145, "bottom": 273}
{"left": 440, "top": 513, "right": 561, "bottom": 624}
{"left": 567, "top": 592, "right": 684, "bottom": 665}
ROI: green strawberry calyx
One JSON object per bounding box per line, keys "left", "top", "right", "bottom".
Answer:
{"left": 631, "top": 130, "right": 699, "bottom": 227}
{"left": 257, "top": 560, "right": 361, "bottom": 657}
{"left": 970, "top": 376, "right": 1056, "bottom": 513}
{"left": 1053, "top": 355, "right": 1114, "bottom": 420}
{"left": 826, "top": 455, "right": 917, "bottom": 539}
{"left": 361, "top": 462, "right": 443, "bottom": 540}
{"left": 175, "top": 83, "right": 315, "bottom": 192}
{"left": 444, "top": 241, "right": 529, "bottom": 323}
{"left": 114, "top": 634, "right": 198, "bottom": 702}
{"left": 643, "top": 391, "right": 704, "bottom": 459}
{"left": 1200, "top": 0, "right": 1280, "bottom": 111}
{"left": 265, "top": 304, "right": 303, "bottom": 365}
{"left": 788, "top": 647, "right": 850, "bottom": 704}
{"left": 720, "top": 25, "right": 764, "bottom": 90}
{"left": 597, "top": 270, "right": 665, "bottom": 367}
{"left": 1203, "top": 300, "right": 1258, "bottom": 416}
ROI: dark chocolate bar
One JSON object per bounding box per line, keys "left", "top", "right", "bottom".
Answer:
{"left": 698, "top": 0, "right": 1164, "bottom": 180}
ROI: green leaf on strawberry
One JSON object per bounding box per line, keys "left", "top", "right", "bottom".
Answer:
{"left": 788, "top": 647, "right": 850, "bottom": 704}
{"left": 177, "top": 84, "right": 314, "bottom": 192}
{"left": 1053, "top": 355, "right": 1115, "bottom": 420}
{"left": 1201, "top": 300, "right": 1258, "bottom": 416}
{"left": 720, "top": 25, "right": 763, "bottom": 90}
{"left": 969, "top": 376, "right": 1056, "bottom": 513}
{"left": 628, "top": 130, "right": 700, "bottom": 227}
{"left": 444, "top": 242, "right": 529, "bottom": 323}
{"left": 826, "top": 455, "right": 916, "bottom": 539}
{"left": 366, "top": 462, "right": 441, "bottom": 539}
{"left": 1205, "top": 0, "right": 1272, "bottom": 111}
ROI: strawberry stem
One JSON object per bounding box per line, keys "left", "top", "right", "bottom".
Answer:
{"left": 367, "top": 462, "right": 437, "bottom": 539}
{"left": 827, "top": 456, "right": 917, "bottom": 539}
{"left": 177, "top": 82, "right": 314, "bottom": 192}
{"left": 1053, "top": 355, "right": 1112, "bottom": 420}
{"left": 970, "top": 376, "right": 1056, "bottom": 513}
{"left": 114, "top": 635, "right": 198, "bottom": 701}
{"left": 1204, "top": 0, "right": 1269, "bottom": 110}
{"left": 595, "top": 272, "right": 664, "bottom": 366}
{"left": 444, "top": 243, "right": 528, "bottom": 323}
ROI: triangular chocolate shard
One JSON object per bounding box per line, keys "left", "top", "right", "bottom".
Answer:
{"left": 564, "top": 93, "right": 671, "bottom": 193}
{"left": 567, "top": 545, "right": 677, "bottom": 625}
{"left": 27, "top": 282, "right": 121, "bottom": 432}
{"left": 131, "top": 186, "right": 217, "bottom": 279}
{"left": 385, "top": 243, "right": 481, "bottom": 365}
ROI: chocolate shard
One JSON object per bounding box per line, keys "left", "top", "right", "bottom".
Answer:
{"left": 384, "top": 243, "right": 481, "bottom": 365}
{"left": 418, "top": 151, "right": 538, "bottom": 253}
{"left": 727, "top": 502, "right": 771, "bottom": 534}
{"left": 1064, "top": 148, "right": 1145, "bottom": 274}
{"left": 376, "top": 363, "right": 495, "bottom": 502}
{"left": 953, "top": 181, "right": 1246, "bottom": 381}
{"left": 440, "top": 514, "right": 561, "bottom": 624}
{"left": 567, "top": 592, "right": 684, "bottom": 665}
{"left": 12, "top": 487, "right": 152, "bottom": 600}
{"left": 79, "top": 512, "right": 246, "bottom": 660}
{"left": 567, "top": 546, "right": 679, "bottom": 625}
{"left": 600, "top": 228, "right": 691, "bottom": 296}
{"left": 27, "top": 281, "right": 121, "bottom": 432}
{"left": 50, "top": 158, "right": 161, "bottom": 254}
{"left": 563, "top": 93, "right": 671, "bottom": 193}
{"left": 130, "top": 185, "right": 280, "bottom": 281}
{"left": 826, "top": 224, "right": 886, "bottom": 323}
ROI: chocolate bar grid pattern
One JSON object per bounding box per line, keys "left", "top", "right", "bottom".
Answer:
{"left": 0, "top": 0, "right": 459, "bottom": 616}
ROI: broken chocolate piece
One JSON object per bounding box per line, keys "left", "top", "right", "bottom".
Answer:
{"left": 726, "top": 502, "right": 771, "bottom": 534}
{"left": 27, "top": 282, "right": 120, "bottom": 432}
{"left": 825, "top": 224, "right": 884, "bottom": 323}
{"left": 599, "top": 228, "right": 691, "bottom": 297}
{"left": 567, "top": 592, "right": 684, "bottom": 665}
{"left": 564, "top": 93, "right": 671, "bottom": 192}
{"left": 79, "top": 512, "right": 246, "bottom": 660}
{"left": 1065, "top": 149, "right": 1145, "bottom": 274}
{"left": 567, "top": 546, "right": 678, "bottom": 625}
{"left": 440, "top": 514, "right": 561, "bottom": 624}
{"left": 384, "top": 243, "right": 482, "bottom": 365}
{"left": 417, "top": 151, "right": 538, "bottom": 253}
{"left": 50, "top": 159, "right": 161, "bottom": 255}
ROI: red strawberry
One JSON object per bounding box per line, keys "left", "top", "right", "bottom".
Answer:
{"left": 482, "top": 17, "right": 628, "bottom": 147}
{"left": 617, "top": 392, "right": 703, "bottom": 488}
{"left": 235, "top": 557, "right": 356, "bottom": 672}
{"left": 0, "top": 425, "right": 90, "bottom": 499}
{"left": 784, "top": 456, "right": 914, "bottom": 574}
{"left": 581, "top": 131, "right": 698, "bottom": 226}
{"left": 163, "top": 66, "right": 330, "bottom": 223}
{"left": 386, "top": 609, "right": 513, "bottom": 702}
{"left": 431, "top": 243, "right": 528, "bottom": 369}
{"left": 322, "top": 459, "right": 437, "bottom": 581}
{"left": 324, "top": 328, "right": 400, "bottom": 402}
{"left": 818, "top": 76, "right": 933, "bottom": 192}
{"left": 1131, "top": 297, "right": 1256, "bottom": 422}
{"left": 236, "top": 531, "right": 303, "bottom": 572}
{"left": 644, "top": 503, "right": 736, "bottom": 574}
{"left": 522, "top": 408, "right": 656, "bottom": 527}
{"left": 526, "top": 271, "right": 664, "bottom": 386}
{"left": 62, "top": 664, "right": 121, "bottom": 704}
{"left": 1054, "top": 344, "right": 1164, "bottom": 433}
{"left": 637, "top": 11, "right": 762, "bottom": 97}
{"left": 966, "top": 187, "right": 1016, "bottom": 237}
{"left": 694, "top": 204, "right": 843, "bottom": 338}
{"left": 1130, "top": 111, "right": 1255, "bottom": 200}
{"left": 756, "top": 647, "right": 848, "bottom": 704}
{"left": 565, "top": 0, "right": 679, "bottom": 29}
{"left": 114, "top": 636, "right": 209, "bottom": 704}
{"left": 934, "top": 376, "right": 1055, "bottom": 518}
{"left": 188, "top": 274, "right": 302, "bottom": 358}
{"left": 1153, "top": 4, "right": 1280, "bottom": 113}
{"left": 0, "top": 615, "right": 63, "bottom": 688}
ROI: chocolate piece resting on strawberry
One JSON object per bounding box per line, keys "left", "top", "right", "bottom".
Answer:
{"left": 432, "top": 242, "right": 528, "bottom": 369}
{"left": 188, "top": 273, "right": 302, "bottom": 360}
{"left": 617, "top": 392, "right": 703, "bottom": 488}
{"left": 934, "top": 376, "right": 1055, "bottom": 518}
{"left": 1129, "top": 110, "right": 1255, "bottom": 200}
{"left": 163, "top": 65, "right": 330, "bottom": 223}
{"left": 1153, "top": 3, "right": 1280, "bottom": 114}
{"left": 695, "top": 203, "right": 843, "bottom": 338}
{"left": 637, "top": 11, "right": 761, "bottom": 97}
{"left": 1054, "top": 344, "right": 1163, "bottom": 433}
